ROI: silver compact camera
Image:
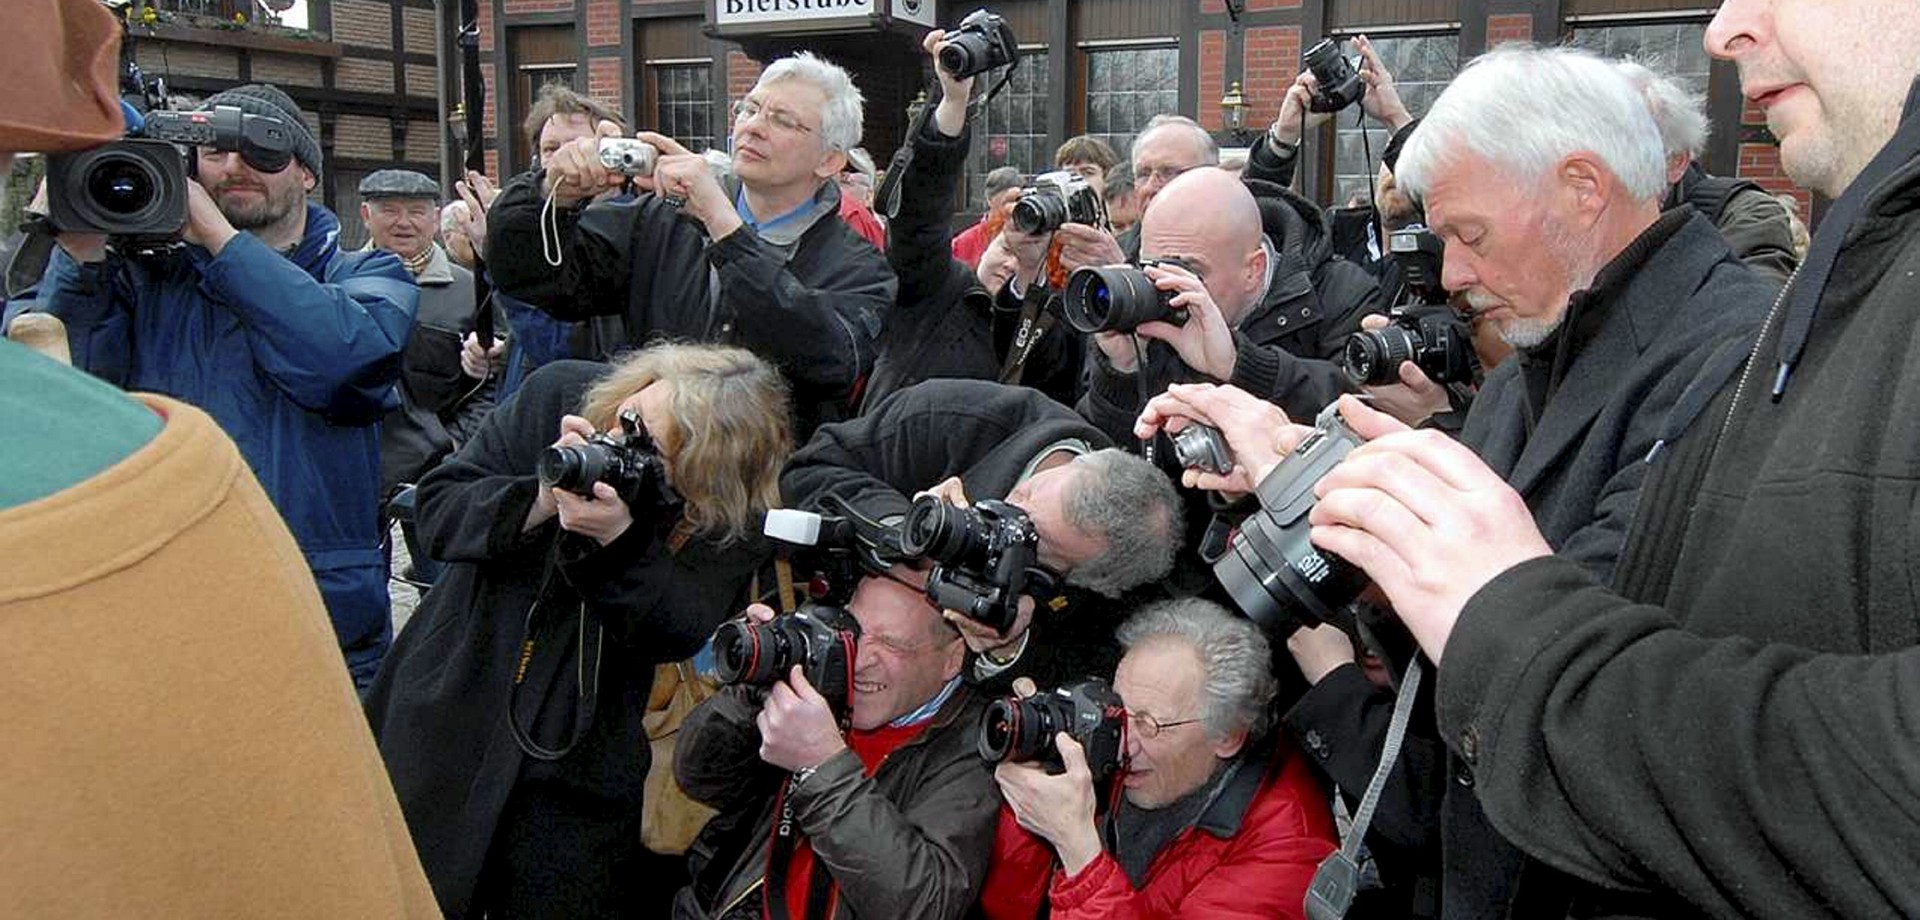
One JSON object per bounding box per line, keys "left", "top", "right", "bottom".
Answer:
{"left": 597, "top": 138, "right": 658, "bottom": 177}
{"left": 1170, "top": 423, "right": 1233, "bottom": 475}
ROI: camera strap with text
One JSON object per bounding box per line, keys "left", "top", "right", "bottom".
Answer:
{"left": 1305, "top": 655, "right": 1424, "bottom": 920}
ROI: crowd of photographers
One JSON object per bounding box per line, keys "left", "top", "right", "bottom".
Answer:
{"left": 9, "top": 0, "right": 1920, "bottom": 916}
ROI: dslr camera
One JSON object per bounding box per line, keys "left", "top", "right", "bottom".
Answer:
{"left": 45, "top": 105, "right": 296, "bottom": 245}
{"left": 979, "top": 678, "right": 1128, "bottom": 779}
{"left": 763, "top": 499, "right": 911, "bottom": 607}
{"left": 1061, "top": 257, "right": 1197, "bottom": 334}
{"left": 1212, "top": 403, "right": 1371, "bottom": 635}
{"left": 898, "top": 496, "right": 1050, "bottom": 635}
{"left": 1341, "top": 227, "right": 1480, "bottom": 387}
{"left": 536, "top": 409, "right": 679, "bottom": 513}
{"left": 1009, "top": 170, "right": 1107, "bottom": 236}
{"left": 939, "top": 8, "right": 1019, "bottom": 79}
{"left": 597, "top": 137, "right": 658, "bottom": 177}
{"left": 1302, "top": 38, "right": 1365, "bottom": 114}
{"left": 713, "top": 606, "right": 862, "bottom": 719}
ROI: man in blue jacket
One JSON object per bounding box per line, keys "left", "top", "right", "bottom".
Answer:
{"left": 34, "top": 83, "right": 418, "bottom": 689}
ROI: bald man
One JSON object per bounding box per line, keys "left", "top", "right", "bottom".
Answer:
{"left": 1077, "top": 166, "right": 1380, "bottom": 444}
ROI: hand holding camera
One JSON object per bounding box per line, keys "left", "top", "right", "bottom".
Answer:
{"left": 1305, "top": 395, "right": 1553, "bottom": 661}
{"left": 543, "top": 120, "right": 629, "bottom": 208}
{"left": 1348, "top": 312, "right": 1456, "bottom": 427}
{"left": 922, "top": 29, "right": 977, "bottom": 139}
{"left": 991, "top": 700, "right": 1104, "bottom": 876}
{"left": 1271, "top": 71, "right": 1334, "bottom": 147}
{"left": 1135, "top": 382, "right": 1311, "bottom": 493}
{"left": 715, "top": 603, "right": 861, "bottom": 768}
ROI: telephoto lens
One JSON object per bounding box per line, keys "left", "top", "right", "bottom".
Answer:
{"left": 978, "top": 678, "right": 1129, "bottom": 779}
{"left": 1213, "top": 403, "right": 1373, "bottom": 635}
{"left": 45, "top": 139, "right": 189, "bottom": 239}
{"left": 1062, "top": 264, "right": 1186, "bottom": 334}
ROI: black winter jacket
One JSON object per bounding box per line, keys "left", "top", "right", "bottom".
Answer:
{"left": 1079, "top": 178, "right": 1381, "bottom": 442}
{"left": 781, "top": 379, "right": 1128, "bottom": 689}
{"left": 486, "top": 172, "right": 894, "bottom": 437}
{"left": 864, "top": 118, "right": 1002, "bottom": 410}
{"left": 1666, "top": 162, "right": 1801, "bottom": 285}
{"left": 1433, "top": 86, "right": 1920, "bottom": 919}
{"left": 364, "top": 361, "right": 768, "bottom": 919}
{"left": 1284, "top": 209, "right": 1776, "bottom": 920}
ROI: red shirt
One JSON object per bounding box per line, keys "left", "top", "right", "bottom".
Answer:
{"left": 839, "top": 196, "right": 887, "bottom": 252}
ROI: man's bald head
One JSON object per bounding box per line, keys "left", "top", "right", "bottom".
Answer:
{"left": 1140, "top": 167, "right": 1269, "bottom": 323}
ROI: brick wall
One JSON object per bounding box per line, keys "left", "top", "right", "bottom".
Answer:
{"left": 1487, "top": 14, "right": 1533, "bottom": 47}
{"left": 335, "top": 113, "right": 394, "bottom": 159}
{"left": 405, "top": 120, "right": 442, "bottom": 163}
{"left": 336, "top": 56, "right": 397, "bottom": 94}
{"left": 587, "top": 0, "right": 621, "bottom": 48}
{"left": 1243, "top": 26, "right": 1301, "bottom": 131}
{"left": 405, "top": 63, "right": 438, "bottom": 97}
{"left": 402, "top": 7, "right": 438, "bottom": 55}
{"left": 589, "top": 58, "right": 623, "bottom": 107}
{"left": 1198, "top": 30, "right": 1226, "bottom": 131}
{"left": 728, "top": 51, "right": 763, "bottom": 102}
{"left": 502, "top": 0, "right": 575, "bottom": 13}
{"left": 252, "top": 52, "right": 324, "bottom": 87}
{"left": 135, "top": 43, "right": 240, "bottom": 80}
{"left": 333, "top": 0, "right": 393, "bottom": 48}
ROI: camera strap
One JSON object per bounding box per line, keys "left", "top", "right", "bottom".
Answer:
{"left": 876, "top": 65, "right": 1018, "bottom": 221}
{"left": 505, "top": 547, "right": 605, "bottom": 761}
{"left": 1305, "top": 655, "right": 1424, "bottom": 920}
{"left": 997, "top": 285, "right": 1057, "bottom": 385}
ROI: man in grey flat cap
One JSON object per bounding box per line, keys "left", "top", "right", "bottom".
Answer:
{"left": 360, "top": 169, "right": 498, "bottom": 584}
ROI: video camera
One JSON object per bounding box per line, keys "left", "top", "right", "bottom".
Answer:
{"left": 536, "top": 409, "right": 681, "bottom": 514}
{"left": 1009, "top": 170, "right": 1106, "bottom": 236}
{"left": 898, "top": 496, "right": 1054, "bottom": 636}
{"left": 979, "top": 677, "right": 1128, "bottom": 779}
{"left": 713, "top": 606, "right": 861, "bottom": 720}
{"left": 45, "top": 59, "right": 296, "bottom": 246}
{"left": 940, "top": 8, "right": 1019, "bottom": 79}
{"left": 1212, "top": 403, "right": 1372, "bottom": 635}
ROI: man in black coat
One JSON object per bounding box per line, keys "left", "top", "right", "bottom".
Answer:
{"left": 1156, "top": 45, "right": 1775, "bottom": 919}
{"left": 1263, "top": 25, "right": 1920, "bottom": 915}
{"left": 1077, "top": 167, "right": 1380, "bottom": 446}
{"left": 862, "top": 30, "right": 1003, "bottom": 410}
{"left": 486, "top": 53, "right": 894, "bottom": 438}
{"left": 783, "top": 378, "right": 1184, "bottom": 690}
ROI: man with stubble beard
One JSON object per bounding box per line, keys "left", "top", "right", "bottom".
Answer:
{"left": 33, "top": 83, "right": 418, "bottom": 690}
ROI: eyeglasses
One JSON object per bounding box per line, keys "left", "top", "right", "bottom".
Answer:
{"left": 733, "top": 98, "right": 816, "bottom": 136}
{"left": 1129, "top": 711, "right": 1203, "bottom": 740}
{"left": 1137, "top": 164, "right": 1195, "bottom": 185}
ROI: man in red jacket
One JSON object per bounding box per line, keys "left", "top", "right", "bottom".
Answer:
{"left": 988, "top": 599, "right": 1336, "bottom": 919}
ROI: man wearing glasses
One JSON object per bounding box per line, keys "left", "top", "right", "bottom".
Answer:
{"left": 488, "top": 52, "right": 895, "bottom": 439}
{"left": 985, "top": 599, "right": 1337, "bottom": 919}
{"left": 34, "top": 82, "right": 418, "bottom": 690}
{"left": 672, "top": 564, "right": 1000, "bottom": 920}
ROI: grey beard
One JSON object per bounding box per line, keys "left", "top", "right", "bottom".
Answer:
{"left": 1500, "top": 314, "right": 1564, "bottom": 349}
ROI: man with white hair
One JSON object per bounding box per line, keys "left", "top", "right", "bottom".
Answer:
{"left": 1618, "top": 59, "right": 1800, "bottom": 283}
{"left": 487, "top": 52, "right": 894, "bottom": 438}
{"left": 1273, "top": 44, "right": 1775, "bottom": 917}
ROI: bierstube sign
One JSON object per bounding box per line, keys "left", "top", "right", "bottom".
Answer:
{"left": 717, "top": 0, "right": 875, "bottom": 27}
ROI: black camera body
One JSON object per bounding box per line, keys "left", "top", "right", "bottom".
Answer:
{"left": 899, "top": 496, "right": 1047, "bottom": 635}
{"left": 1009, "top": 170, "right": 1107, "bottom": 236}
{"left": 713, "top": 606, "right": 862, "bottom": 719}
{"left": 45, "top": 106, "right": 296, "bottom": 243}
{"left": 1213, "top": 403, "right": 1372, "bottom": 635}
{"left": 1342, "top": 227, "right": 1480, "bottom": 388}
{"left": 536, "top": 409, "right": 679, "bottom": 514}
{"left": 979, "top": 678, "right": 1128, "bottom": 779}
{"left": 940, "top": 8, "right": 1019, "bottom": 79}
{"left": 1343, "top": 304, "right": 1480, "bottom": 388}
{"left": 1302, "top": 38, "right": 1366, "bottom": 114}
{"left": 1061, "top": 257, "right": 1197, "bottom": 334}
